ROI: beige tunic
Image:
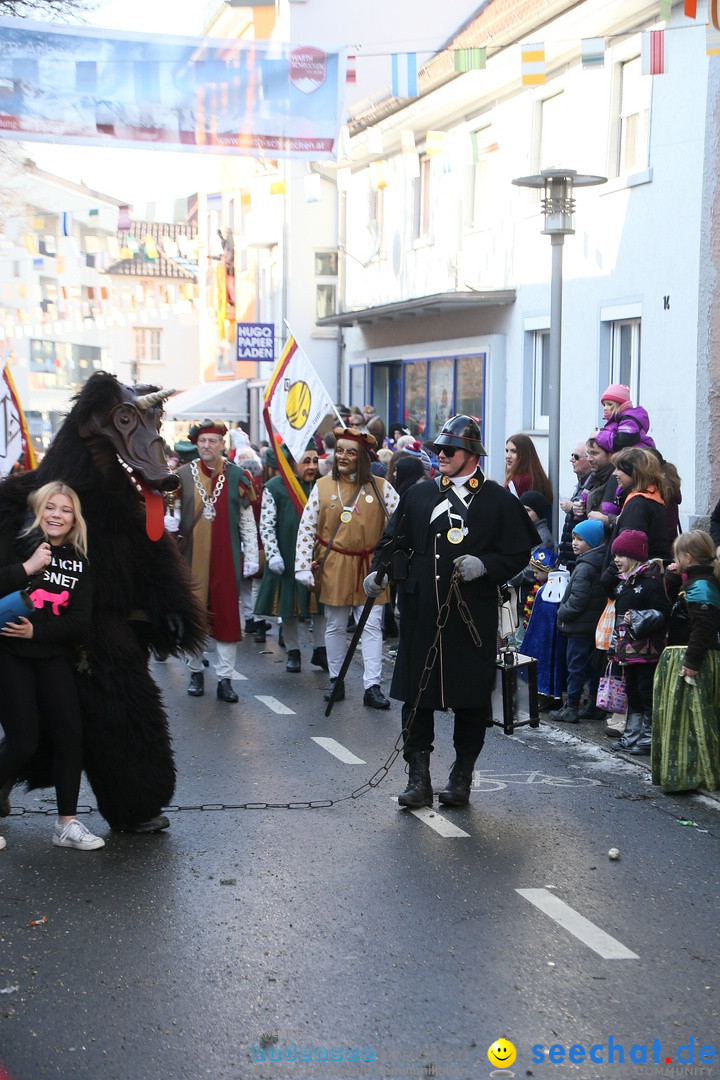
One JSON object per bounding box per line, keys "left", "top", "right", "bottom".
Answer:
{"left": 295, "top": 474, "right": 399, "bottom": 606}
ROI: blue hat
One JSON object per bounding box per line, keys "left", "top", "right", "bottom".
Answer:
{"left": 572, "top": 518, "right": 605, "bottom": 548}
{"left": 529, "top": 545, "right": 558, "bottom": 571}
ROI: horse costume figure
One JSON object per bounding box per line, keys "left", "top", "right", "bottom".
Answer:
{"left": 0, "top": 372, "right": 206, "bottom": 831}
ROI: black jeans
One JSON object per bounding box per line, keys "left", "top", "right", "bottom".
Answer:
{"left": 401, "top": 704, "right": 488, "bottom": 759}
{"left": 625, "top": 662, "right": 657, "bottom": 714}
{"left": 0, "top": 651, "right": 83, "bottom": 816}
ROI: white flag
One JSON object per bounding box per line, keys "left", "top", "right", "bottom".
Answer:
{"left": 263, "top": 334, "right": 335, "bottom": 464}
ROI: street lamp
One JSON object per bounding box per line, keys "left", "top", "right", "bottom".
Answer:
{"left": 511, "top": 168, "right": 607, "bottom": 530}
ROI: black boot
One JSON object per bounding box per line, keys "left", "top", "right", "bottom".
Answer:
{"left": 612, "top": 710, "right": 644, "bottom": 751}
{"left": 626, "top": 711, "right": 652, "bottom": 755}
{"left": 0, "top": 780, "right": 13, "bottom": 818}
{"left": 323, "top": 678, "right": 345, "bottom": 702}
{"left": 278, "top": 625, "right": 285, "bottom": 648}
{"left": 397, "top": 750, "right": 433, "bottom": 808}
{"left": 438, "top": 756, "right": 477, "bottom": 806}
{"left": 310, "top": 646, "right": 328, "bottom": 671}
{"left": 286, "top": 649, "right": 301, "bottom": 673}
{"left": 187, "top": 672, "right": 204, "bottom": 697}
{"left": 217, "top": 678, "right": 239, "bottom": 703}
{"left": 578, "top": 702, "right": 607, "bottom": 721}
{"left": 549, "top": 701, "right": 579, "bottom": 724}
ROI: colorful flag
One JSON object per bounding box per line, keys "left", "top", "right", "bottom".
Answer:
{"left": 581, "top": 37, "right": 605, "bottom": 68}
{"left": 641, "top": 29, "right": 665, "bottom": 74}
{"left": 707, "top": 22, "right": 720, "bottom": 53}
{"left": 263, "top": 333, "right": 337, "bottom": 509}
{"left": 425, "top": 130, "right": 447, "bottom": 155}
{"left": 346, "top": 54, "right": 357, "bottom": 83}
{"left": 400, "top": 129, "right": 416, "bottom": 154}
{"left": 684, "top": 0, "right": 697, "bottom": 16}
{"left": 660, "top": 0, "right": 672, "bottom": 19}
{"left": 1, "top": 353, "right": 37, "bottom": 477}
{"left": 454, "top": 47, "right": 487, "bottom": 73}
{"left": 521, "top": 42, "right": 546, "bottom": 85}
{"left": 391, "top": 52, "right": 419, "bottom": 98}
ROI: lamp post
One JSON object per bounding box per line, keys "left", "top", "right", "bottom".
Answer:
{"left": 511, "top": 168, "right": 607, "bottom": 530}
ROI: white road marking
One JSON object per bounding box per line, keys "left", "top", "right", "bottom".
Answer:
{"left": 516, "top": 888, "right": 639, "bottom": 959}
{"left": 392, "top": 800, "right": 471, "bottom": 837}
{"left": 312, "top": 737, "right": 366, "bottom": 765}
{"left": 254, "top": 696, "right": 296, "bottom": 715}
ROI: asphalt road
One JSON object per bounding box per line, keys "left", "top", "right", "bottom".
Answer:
{"left": 1, "top": 622, "right": 719, "bottom": 1080}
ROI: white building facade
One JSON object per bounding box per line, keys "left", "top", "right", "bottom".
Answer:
{"left": 319, "top": 0, "right": 714, "bottom": 524}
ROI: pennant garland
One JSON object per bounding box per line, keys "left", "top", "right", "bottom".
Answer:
{"left": 581, "top": 37, "right": 605, "bottom": 68}
{"left": 454, "top": 47, "right": 487, "bottom": 72}
{"left": 660, "top": 0, "right": 672, "bottom": 19}
{"left": 521, "top": 42, "right": 546, "bottom": 85}
{"left": 684, "top": 0, "right": 697, "bottom": 16}
{"left": 391, "top": 52, "right": 419, "bottom": 98}
{"left": 262, "top": 333, "right": 336, "bottom": 514}
{"left": 641, "top": 29, "right": 665, "bottom": 74}
{"left": 707, "top": 22, "right": 720, "bottom": 53}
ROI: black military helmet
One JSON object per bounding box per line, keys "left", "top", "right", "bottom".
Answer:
{"left": 434, "top": 414, "right": 486, "bottom": 456}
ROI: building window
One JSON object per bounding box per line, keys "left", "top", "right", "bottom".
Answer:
{"left": 314, "top": 249, "right": 338, "bottom": 321}
{"left": 464, "top": 131, "right": 499, "bottom": 231}
{"left": 536, "top": 93, "right": 565, "bottom": 172}
{"left": 609, "top": 318, "right": 641, "bottom": 401}
{"left": 412, "top": 156, "right": 432, "bottom": 240}
{"left": 532, "top": 330, "right": 550, "bottom": 431}
{"left": 132, "top": 327, "right": 161, "bottom": 381}
{"left": 616, "top": 56, "right": 649, "bottom": 176}
{"left": 349, "top": 363, "right": 365, "bottom": 408}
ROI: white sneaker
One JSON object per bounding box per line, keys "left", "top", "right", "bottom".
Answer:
{"left": 53, "top": 819, "right": 105, "bottom": 851}
{"left": 0, "top": 836, "right": 6, "bottom": 850}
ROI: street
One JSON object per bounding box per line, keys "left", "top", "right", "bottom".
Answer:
{"left": 1, "top": 623, "right": 719, "bottom": 1080}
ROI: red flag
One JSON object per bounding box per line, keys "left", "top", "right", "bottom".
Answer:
{"left": 684, "top": 0, "right": 697, "bottom": 16}
{"left": 2, "top": 357, "right": 37, "bottom": 475}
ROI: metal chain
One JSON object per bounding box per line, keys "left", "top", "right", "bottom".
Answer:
{"left": 8, "top": 572, "right": 484, "bottom": 817}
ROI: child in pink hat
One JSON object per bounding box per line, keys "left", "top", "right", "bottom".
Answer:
{"left": 595, "top": 384, "right": 655, "bottom": 454}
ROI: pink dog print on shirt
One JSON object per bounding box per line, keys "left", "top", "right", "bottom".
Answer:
{"left": 29, "top": 588, "right": 70, "bottom": 616}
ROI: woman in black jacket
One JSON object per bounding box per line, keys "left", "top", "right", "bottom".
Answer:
{"left": 604, "top": 447, "right": 670, "bottom": 567}
{"left": 0, "top": 482, "right": 103, "bottom": 852}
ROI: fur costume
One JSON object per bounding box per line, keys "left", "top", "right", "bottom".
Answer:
{"left": 0, "top": 373, "right": 206, "bottom": 828}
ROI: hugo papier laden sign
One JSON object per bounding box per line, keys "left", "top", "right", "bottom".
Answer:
{"left": 237, "top": 323, "right": 275, "bottom": 362}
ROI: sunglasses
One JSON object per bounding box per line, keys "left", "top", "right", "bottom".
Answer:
{"left": 435, "top": 445, "right": 462, "bottom": 458}
{"left": 570, "top": 453, "right": 583, "bottom": 460}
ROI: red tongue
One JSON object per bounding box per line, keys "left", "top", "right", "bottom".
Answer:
{"left": 144, "top": 489, "right": 165, "bottom": 541}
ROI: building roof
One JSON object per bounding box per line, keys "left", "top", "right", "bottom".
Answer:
{"left": 105, "top": 220, "right": 199, "bottom": 281}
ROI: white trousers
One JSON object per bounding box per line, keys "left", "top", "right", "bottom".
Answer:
{"left": 187, "top": 639, "right": 237, "bottom": 679}
{"left": 324, "top": 604, "right": 383, "bottom": 689}
{"left": 240, "top": 577, "right": 258, "bottom": 622}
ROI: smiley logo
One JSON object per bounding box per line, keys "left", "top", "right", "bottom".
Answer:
{"left": 487, "top": 1039, "right": 517, "bottom": 1068}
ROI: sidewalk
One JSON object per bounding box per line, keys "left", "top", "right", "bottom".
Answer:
{"left": 540, "top": 709, "right": 720, "bottom": 806}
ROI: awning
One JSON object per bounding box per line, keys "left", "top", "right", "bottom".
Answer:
{"left": 316, "top": 289, "right": 516, "bottom": 328}
{"left": 166, "top": 379, "right": 249, "bottom": 421}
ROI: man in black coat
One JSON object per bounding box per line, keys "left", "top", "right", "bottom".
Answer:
{"left": 365, "top": 415, "right": 538, "bottom": 809}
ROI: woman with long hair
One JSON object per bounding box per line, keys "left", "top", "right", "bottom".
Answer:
{"left": 0, "top": 481, "right": 103, "bottom": 852}
{"left": 605, "top": 447, "right": 670, "bottom": 564}
{"left": 504, "top": 433, "right": 553, "bottom": 504}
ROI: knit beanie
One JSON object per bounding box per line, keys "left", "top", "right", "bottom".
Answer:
{"left": 402, "top": 441, "right": 432, "bottom": 476}
{"left": 611, "top": 529, "right": 648, "bottom": 561}
{"left": 572, "top": 518, "right": 605, "bottom": 549}
{"left": 520, "top": 490, "right": 548, "bottom": 519}
{"left": 601, "top": 383, "right": 631, "bottom": 405}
